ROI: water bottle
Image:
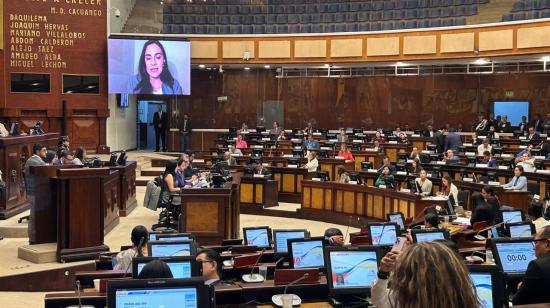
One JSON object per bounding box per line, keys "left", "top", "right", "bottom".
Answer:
{"left": 485, "top": 249, "right": 494, "bottom": 264}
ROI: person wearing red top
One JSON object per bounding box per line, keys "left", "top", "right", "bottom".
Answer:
{"left": 337, "top": 143, "right": 354, "bottom": 163}
{"left": 235, "top": 134, "right": 247, "bottom": 149}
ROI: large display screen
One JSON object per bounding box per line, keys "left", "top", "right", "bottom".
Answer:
{"left": 244, "top": 228, "right": 270, "bottom": 248}
{"left": 108, "top": 38, "right": 190, "bottom": 95}
{"left": 291, "top": 240, "right": 325, "bottom": 269}
{"left": 495, "top": 242, "right": 536, "bottom": 273}
{"left": 369, "top": 224, "right": 398, "bottom": 245}
{"left": 492, "top": 101, "right": 529, "bottom": 125}
{"left": 470, "top": 273, "right": 494, "bottom": 308}
{"left": 116, "top": 287, "right": 197, "bottom": 308}
{"left": 329, "top": 251, "right": 378, "bottom": 289}
{"left": 274, "top": 231, "right": 306, "bottom": 253}
{"left": 150, "top": 243, "right": 191, "bottom": 257}
{"left": 137, "top": 261, "right": 192, "bottom": 279}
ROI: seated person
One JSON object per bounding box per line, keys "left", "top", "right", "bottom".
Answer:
{"left": 240, "top": 122, "right": 249, "bottom": 133}
{"left": 469, "top": 185, "right": 500, "bottom": 226}
{"left": 228, "top": 145, "right": 243, "bottom": 156}
{"left": 487, "top": 125, "right": 500, "bottom": 141}
{"left": 336, "top": 128, "right": 348, "bottom": 143}
{"left": 337, "top": 143, "right": 354, "bottom": 163}
{"left": 160, "top": 161, "right": 183, "bottom": 205}
{"left": 397, "top": 133, "right": 409, "bottom": 145}
{"left": 44, "top": 149, "right": 57, "bottom": 164}
{"left": 304, "top": 151, "right": 319, "bottom": 173}
{"left": 414, "top": 169, "right": 432, "bottom": 196}
{"left": 137, "top": 259, "right": 173, "bottom": 279}
{"left": 74, "top": 147, "right": 86, "bottom": 162}
{"left": 303, "top": 134, "right": 319, "bottom": 150}
{"left": 182, "top": 152, "right": 198, "bottom": 177}
{"left": 516, "top": 144, "right": 533, "bottom": 162}
{"left": 372, "top": 140, "right": 384, "bottom": 153}
{"left": 114, "top": 225, "right": 148, "bottom": 273}
{"left": 373, "top": 131, "right": 386, "bottom": 143}
{"left": 269, "top": 121, "right": 282, "bottom": 135}
{"left": 512, "top": 226, "right": 550, "bottom": 306}
{"left": 527, "top": 126, "right": 541, "bottom": 143}
{"left": 477, "top": 139, "right": 492, "bottom": 156}
{"left": 424, "top": 213, "right": 439, "bottom": 229}
{"left": 443, "top": 149, "right": 460, "bottom": 165}
{"left": 516, "top": 152, "right": 536, "bottom": 173}
{"left": 422, "top": 124, "right": 434, "bottom": 138}
{"left": 408, "top": 159, "right": 422, "bottom": 175}
{"left": 254, "top": 163, "right": 271, "bottom": 177}
{"left": 337, "top": 165, "right": 350, "bottom": 183}
{"left": 437, "top": 175, "right": 458, "bottom": 202}
{"left": 235, "top": 134, "right": 248, "bottom": 149}
{"left": 375, "top": 166, "right": 395, "bottom": 188}
{"left": 528, "top": 201, "right": 550, "bottom": 232}
{"left": 502, "top": 165, "right": 528, "bottom": 191}
{"left": 409, "top": 147, "right": 420, "bottom": 160}
{"left": 223, "top": 151, "right": 237, "bottom": 166}
{"left": 481, "top": 150, "right": 497, "bottom": 168}
{"left": 196, "top": 248, "right": 222, "bottom": 285}
{"left": 56, "top": 148, "right": 83, "bottom": 165}
{"left": 377, "top": 156, "right": 396, "bottom": 174}
{"left": 470, "top": 132, "right": 479, "bottom": 145}
{"left": 276, "top": 129, "right": 286, "bottom": 141}
{"left": 324, "top": 228, "right": 344, "bottom": 246}
{"left": 175, "top": 158, "right": 191, "bottom": 187}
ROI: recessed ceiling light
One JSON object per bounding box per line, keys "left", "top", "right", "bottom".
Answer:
{"left": 474, "top": 59, "right": 489, "bottom": 65}
{"left": 264, "top": 65, "right": 271, "bottom": 69}
{"left": 198, "top": 64, "right": 205, "bottom": 69}
{"left": 244, "top": 67, "right": 250, "bottom": 70}
{"left": 323, "top": 63, "right": 330, "bottom": 68}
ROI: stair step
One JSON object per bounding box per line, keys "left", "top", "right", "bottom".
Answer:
{"left": 136, "top": 176, "right": 154, "bottom": 186}
{"left": 141, "top": 167, "right": 164, "bottom": 176}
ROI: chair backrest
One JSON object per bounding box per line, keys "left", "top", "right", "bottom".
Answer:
{"left": 527, "top": 182, "right": 539, "bottom": 195}
{"left": 457, "top": 190, "right": 470, "bottom": 210}
{"left": 472, "top": 221, "right": 488, "bottom": 232}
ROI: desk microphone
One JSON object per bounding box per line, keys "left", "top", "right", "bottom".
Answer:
{"left": 66, "top": 280, "right": 94, "bottom": 308}
{"left": 122, "top": 236, "right": 145, "bottom": 278}
{"left": 242, "top": 248, "right": 266, "bottom": 283}
{"left": 274, "top": 256, "right": 285, "bottom": 269}
{"left": 271, "top": 273, "right": 311, "bottom": 307}
{"left": 343, "top": 215, "right": 354, "bottom": 244}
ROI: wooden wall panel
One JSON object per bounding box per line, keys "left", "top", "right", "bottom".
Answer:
{"left": 479, "top": 30, "right": 513, "bottom": 51}
{"left": 258, "top": 41, "right": 291, "bottom": 58}
{"left": 403, "top": 36, "right": 437, "bottom": 55}
{"left": 517, "top": 26, "right": 550, "bottom": 49}
{"left": 294, "top": 40, "right": 326, "bottom": 58}
{"left": 178, "top": 70, "right": 550, "bottom": 130}
{"left": 330, "top": 39, "right": 362, "bottom": 58}
{"left": 222, "top": 41, "right": 255, "bottom": 59}
{"left": 440, "top": 33, "right": 475, "bottom": 53}
{"left": 366, "top": 37, "right": 399, "bottom": 56}
{"left": 191, "top": 41, "right": 218, "bottom": 59}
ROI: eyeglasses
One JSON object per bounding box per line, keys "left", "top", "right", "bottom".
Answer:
{"left": 533, "top": 238, "right": 550, "bottom": 243}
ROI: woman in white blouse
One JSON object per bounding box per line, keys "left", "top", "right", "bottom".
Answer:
{"left": 304, "top": 151, "right": 318, "bottom": 172}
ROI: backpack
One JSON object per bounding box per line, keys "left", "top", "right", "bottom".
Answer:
{"left": 143, "top": 175, "right": 163, "bottom": 211}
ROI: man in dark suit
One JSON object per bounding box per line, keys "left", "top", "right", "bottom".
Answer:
{"left": 432, "top": 127, "right": 446, "bottom": 154}
{"left": 444, "top": 128, "right": 462, "bottom": 152}
{"left": 532, "top": 113, "right": 544, "bottom": 132}
{"left": 497, "top": 115, "right": 511, "bottom": 133}
{"left": 377, "top": 156, "right": 396, "bottom": 174}
{"left": 23, "top": 143, "right": 47, "bottom": 244}
{"left": 527, "top": 126, "right": 541, "bottom": 144}
{"left": 254, "top": 163, "right": 271, "bottom": 178}
{"left": 422, "top": 124, "right": 434, "bottom": 138}
{"left": 153, "top": 104, "right": 168, "bottom": 152}
{"left": 518, "top": 116, "right": 529, "bottom": 134}
{"left": 512, "top": 225, "right": 550, "bottom": 305}
{"left": 180, "top": 113, "right": 192, "bottom": 152}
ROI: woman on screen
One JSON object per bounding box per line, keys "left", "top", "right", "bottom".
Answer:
{"left": 127, "top": 40, "right": 183, "bottom": 95}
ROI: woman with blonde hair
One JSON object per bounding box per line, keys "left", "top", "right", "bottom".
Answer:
{"left": 372, "top": 241, "right": 479, "bottom": 308}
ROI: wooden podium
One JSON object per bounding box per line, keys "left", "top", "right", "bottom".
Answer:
{"left": 108, "top": 161, "right": 137, "bottom": 217}
{"left": 0, "top": 133, "right": 59, "bottom": 219}
{"left": 30, "top": 166, "right": 118, "bottom": 262}
{"left": 178, "top": 173, "right": 241, "bottom": 245}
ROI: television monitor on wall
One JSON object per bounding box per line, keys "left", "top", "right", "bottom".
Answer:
{"left": 491, "top": 101, "right": 529, "bottom": 125}
{"left": 108, "top": 36, "right": 190, "bottom": 95}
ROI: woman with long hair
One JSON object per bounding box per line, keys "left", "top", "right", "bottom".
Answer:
{"left": 437, "top": 175, "right": 458, "bottom": 202}
{"left": 372, "top": 241, "right": 479, "bottom": 308}
{"left": 127, "top": 40, "right": 183, "bottom": 95}
{"left": 159, "top": 160, "right": 181, "bottom": 206}
{"left": 113, "top": 225, "right": 148, "bottom": 273}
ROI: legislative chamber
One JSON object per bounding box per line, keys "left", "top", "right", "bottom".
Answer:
{"left": 1, "top": 0, "right": 550, "bottom": 307}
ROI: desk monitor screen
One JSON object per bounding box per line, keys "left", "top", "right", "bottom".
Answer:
{"left": 243, "top": 226, "right": 271, "bottom": 249}
{"left": 411, "top": 229, "right": 449, "bottom": 243}
{"left": 148, "top": 240, "right": 195, "bottom": 257}
{"left": 386, "top": 212, "right": 405, "bottom": 230}
{"left": 467, "top": 265, "right": 505, "bottom": 308}
{"left": 492, "top": 238, "right": 536, "bottom": 274}
{"left": 157, "top": 233, "right": 195, "bottom": 242}
{"left": 107, "top": 278, "right": 209, "bottom": 308}
{"left": 288, "top": 237, "right": 327, "bottom": 269}
{"left": 368, "top": 223, "right": 398, "bottom": 246}
{"left": 132, "top": 257, "right": 200, "bottom": 279}
{"left": 501, "top": 210, "right": 524, "bottom": 224}
{"left": 273, "top": 229, "right": 308, "bottom": 254}
{"left": 325, "top": 246, "right": 382, "bottom": 295}
{"left": 508, "top": 222, "right": 536, "bottom": 238}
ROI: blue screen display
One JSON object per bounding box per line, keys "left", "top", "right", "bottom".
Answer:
{"left": 509, "top": 225, "right": 533, "bottom": 238}
{"left": 502, "top": 211, "right": 522, "bottom": 224}
{"left": 157, "top": 236, "right": 191, "bottom": 241}
{"left": 329, "top": 251, "right": 378, "bottom": 289}
{"left": 493, "top": 101, "right": 529, "bottom": 125}
{"left": 369, "top": 225, "right": 398, "bottom": 245}
{"left": 137, "top": 261, "right": 192, "bottom": 279}
{"left": 291, "top": 240, "right": 325, "bottom": 269}
{"left": 245, "top": 228, "right": 270, "bottom": 248}
{"left": 116, "top": 287, "right": 197, "bottom": 308}
{"left": 470, "top": 273, "right": 494, "bottom": 308}
{"left": 495, "top": 242, "right": 536, "bottom": 273}
{"left": 274, "top": 231, "right": 306, "bottom": 253}
{"left": 150, "top": 244, "right": 191, "bottom": 257}
{"left": 388, "top": 214, "right": 405, "bottom": 230}
{"left": 415, "top": 231, "right": 445, "bottom": 243}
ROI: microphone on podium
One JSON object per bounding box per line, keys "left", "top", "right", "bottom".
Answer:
{"left": 66, "top": 280, "right": 94, "bottom": 308}
{"left": 271, "top": 273, "right": 310, "bottom": 307}
{"left": 242, "top": 248, "right": 266, "bottom": 283}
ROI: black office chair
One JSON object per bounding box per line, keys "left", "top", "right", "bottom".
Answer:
{"left": 527, "top": 182, "right": 540, "bottom": 196}
{"left": 152, "top": 175, "right": 180, "bottom": 231}
{"left": 456, "top": 190, "right": 470, "bottom": 210}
